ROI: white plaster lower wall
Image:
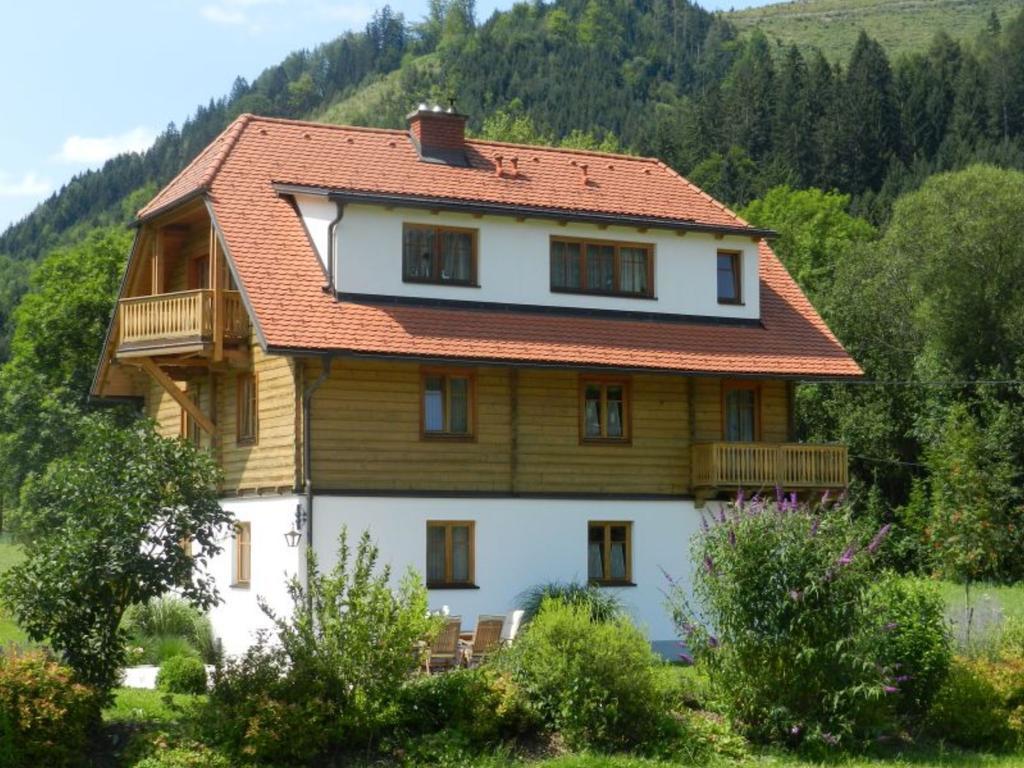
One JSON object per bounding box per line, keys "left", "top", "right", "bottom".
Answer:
{"left": 311, "top": 496, "right": 702, "bottom": 649}
{"left": 207, "top": 495, "right": 303, "bottom": 657}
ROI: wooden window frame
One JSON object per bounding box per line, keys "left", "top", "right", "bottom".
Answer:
{"left": 717, "top": 250, "right": 743, "bottom": 305}
{"left": 402, "top": 223, "right": 479, "bottom": 287}
{"left": 420, "top": 368, "right": 477, "bottom": 441}
{"left": 180, "top": 383, "right": 202, "bottom": 448}
{"left": 721, "top": 380, "right": 761, "bottom": 442}
{"left": 550, "top": 236, "right": 655, "bottom": 299}
{"left": 236, "top": 372, "right": 259, "bottom": 446}
{"left": 588, "top": 521, "right": 634, "bottom": 586}
{"left": 426, "top": 520, "right": 477, "bottom": 589}
{"left": 579, "top": 377, "right": 632, "bottom": 444}
{"left": 233, "top": 522, "right": 251, "bottom": 588}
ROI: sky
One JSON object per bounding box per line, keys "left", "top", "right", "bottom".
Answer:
{"left": 0, "top": 0, "right": 768, "bottom": 233}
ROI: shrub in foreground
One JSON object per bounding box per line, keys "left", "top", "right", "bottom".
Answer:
{"left": 499, "top": 598, "right": 670, "bottom": 752}
{"left": 157, "top": 655, "right": 207, "bottom": 695}
{"left": 927, "top": 654, "right": 1024, "bottom": 749}
{"left": 123, "top": 596, "right": 219, "bottom": 664}
{"left": 668, "top": 494, "right": 950, "bottom": 749}
{"left": 0, "top": 649, "right": 100, "bottom": 768}
{"left": 199, "top": 529, "right": 435, "bottom": 765}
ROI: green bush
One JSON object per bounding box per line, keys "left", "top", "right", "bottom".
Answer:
{"left": 199, "top": 529, "right": 436, "bottom": 765}
{"left": 396, "top": 666, "right": 536, "bottom": 748}
{"left": 667, "top": 495, "right": 947, "bottom": 747}
{"left": 926, "top": 655, "right": 1021, "bottom": 749}
{"left": 157, "top": 655, "right": 207, "bottom": 695}
{"left": 865, "top": 575, "right": 951, "bottom": 721}
{"left": 499, "top": 598, "right": 669, "bottom": 751}
{"left": 0, "top": 649, "right": 100, "bottom": 768}
{"left": 517, "top": 580, "right": 624, "bottom": 623}
{"left": 131, "top": 744, "right": 233, "bottom": 768}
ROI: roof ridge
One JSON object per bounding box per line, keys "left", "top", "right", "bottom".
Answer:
{"left": 198, "top": 112, "right": 254, "bottom": 189}
{"left": 464, "top": 137, "right": 658, "bottom": 164}
{"left": 136, "top": 113, "right": 254, "bottom": 218}
{"left": 653, "top": 160, "right": 751, "bottom": 228}
{"left": 243, "top": 113, "right": 408, "bottom": 136}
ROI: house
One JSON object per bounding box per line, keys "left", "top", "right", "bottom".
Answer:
{"left": 90, "top": 106, "right": 861, "bottom": 656}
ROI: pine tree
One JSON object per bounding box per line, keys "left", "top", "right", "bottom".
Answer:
{"left": 842, "top": 32, "right": 899, "bottom": 192}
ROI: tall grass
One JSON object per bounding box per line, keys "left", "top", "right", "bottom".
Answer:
{"left": 517, "top": 581, "right": 625, "bottom": 624}
{"left": 122, "top": 597, "right": 219, "bottom": 664}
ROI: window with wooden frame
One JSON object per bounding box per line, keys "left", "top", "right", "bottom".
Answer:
{"left": 717, "top": 250, "right": 742, "bottom": 304}
{"left": 237, "top": 372, "right": 258, "bottom": 446}
{"left": 402, "top": 223, "right": 477, "bottom": 286}
{"left": 580, "top": 379, "right": 630, "bottom": 442}
{"left": 426, "top": 521, "right": 475, "bottom": 588}
{"left": 550, "top": 237, "right": 654, "bottom": 298}
{"left": 233, "top": 523, "right": 251, "bottom": 587}
{"left": 421, "top": 370, "right": 475, "bottom": 438}
{"left": 180, "top": 384, "right": 202, "bottom": 448}
{"left": 588, "top": 522, "right": 633, "bottom": 585}
{"left": 180, "top": 537, "right": 193, "bottom": 557}
{"left": 722, "top": 381, "right": 759, "bottom": 442}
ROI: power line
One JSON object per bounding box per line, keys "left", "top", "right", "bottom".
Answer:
{"left": 821, "top": 378, "right": 1024, "bottom": 388}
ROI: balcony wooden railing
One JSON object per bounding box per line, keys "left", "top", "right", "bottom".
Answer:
{"left": 118, "top": 289, "right": 248, "bottom": 349}
{"left": 692, "top": 442, "right": 848, "bottom": 491}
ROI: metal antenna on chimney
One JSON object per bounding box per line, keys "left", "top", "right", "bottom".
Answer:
{"left": 447, "top": 97, "right": 457, "bottom": 114}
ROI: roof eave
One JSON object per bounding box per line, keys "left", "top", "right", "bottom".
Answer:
{"left": 271, "top": 183, "right": 777, "bottom": 240}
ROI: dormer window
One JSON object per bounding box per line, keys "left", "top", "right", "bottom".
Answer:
{"left": 403, "top": 224, "right": 477, "bottom": 286}
{"left": 717, "top": 250, "right": 742, "bottom": 305}
{"left": 550, "top": 237, "right": 653, "bottom": 298}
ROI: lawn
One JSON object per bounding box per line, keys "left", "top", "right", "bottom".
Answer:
{"left": 0, "top": 534, "right": 26, "bottom": 645}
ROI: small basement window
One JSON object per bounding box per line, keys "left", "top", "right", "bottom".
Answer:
{"left": 403, "top": 224, "right": 477, "bottom": 286}
{"left": 233, "top": 522, "right": 251, "bottom": 587}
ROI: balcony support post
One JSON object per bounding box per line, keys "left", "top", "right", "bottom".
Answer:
{"left": 137, "top": 357, "right": 216, "bottom": 435}
{"left": 210, "top": 227, "right": 224, "bottom": 363}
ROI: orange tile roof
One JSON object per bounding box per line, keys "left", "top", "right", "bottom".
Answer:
{"left": 139, "top": 114, "right": 861, "bottom": 378}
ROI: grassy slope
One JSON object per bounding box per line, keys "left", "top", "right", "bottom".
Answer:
{"left": 730, "top": 0, "right": 1020, "bottom": 62}
{"left": 310, "top": 53, "right": 440, "bottom": 128}
{"left": 0, "top": 535, "right": 25, "bottom": 644}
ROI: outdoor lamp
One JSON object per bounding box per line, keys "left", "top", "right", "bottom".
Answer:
{"left": 284, "top": 502, "right": 307, "bottom": 548}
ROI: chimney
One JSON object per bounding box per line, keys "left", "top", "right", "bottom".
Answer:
{"left": 407, "top": 103, "right": 469, "bottom": 166}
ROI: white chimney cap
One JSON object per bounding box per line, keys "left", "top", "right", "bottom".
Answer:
{"left": 418, "top": 102, "right": 428, "bottom": 111}
{"left": 432, "top": 104, "right": 443, "bottom": 112}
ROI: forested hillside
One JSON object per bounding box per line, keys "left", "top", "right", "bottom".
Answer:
{"left": 3, "top": 0, "right": 1024, "bottom": 579}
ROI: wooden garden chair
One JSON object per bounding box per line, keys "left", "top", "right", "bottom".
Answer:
{"left": 426, "top": 616, "right": 462, "bottom": 673}
{"left": 464, "top": 615, "right": 505, "bottom": 667}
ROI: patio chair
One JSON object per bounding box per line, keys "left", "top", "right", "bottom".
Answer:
{"left": 464, "top": 615, "right": 505, "bottom": 667}
{"left": 426, "top": 616, "right": 462, "bottom": 673}
{"left": 500, "top": 609, "right": 525, "bottom": 645}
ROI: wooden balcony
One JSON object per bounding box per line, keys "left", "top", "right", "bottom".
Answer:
{"left": 116, "top": 289, "right": 249, "bottom": 357}
{"left": 691, "top": 442, "right": 848, "bottom": 494}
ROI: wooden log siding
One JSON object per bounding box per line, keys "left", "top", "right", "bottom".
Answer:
{"left": 143, "top": 341, "right": 299, "bottom": 494}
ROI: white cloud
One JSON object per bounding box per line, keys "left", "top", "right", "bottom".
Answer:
{"left": 317, "top": 3, "right": 371, "bottom": 24}
{"left": 200, "top": 4, "right": 249, "bottom": 25}
{"left": 0, "top": 171, "right": 52, "bottom": 198}
{"left": 54, "top": 127, "right": 156, "bottom": 165}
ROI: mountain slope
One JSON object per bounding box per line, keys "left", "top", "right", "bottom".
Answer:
{"left": 730, "top": 0, "right": 1018, "bottom": 62}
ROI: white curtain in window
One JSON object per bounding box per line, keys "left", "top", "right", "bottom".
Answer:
{"left": 610, "top": 542, "right": 627, "bottom": 580}
{"left": 452, "top": 525, "right": 470, "bottom": 582}
{"left": 607, "top": 388, "right": 623, "bottom": 437}
{"left": 441, "top": 232, "right": 471, "bottom": 281}
{"left": 585, "top": 397, "right": 601, "bottom": 437}
{"left": 588, "top": 541, "right": 604, "bottom": 579}
{"left": 619, "top": 247, "right": 648, "bottom": 294}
